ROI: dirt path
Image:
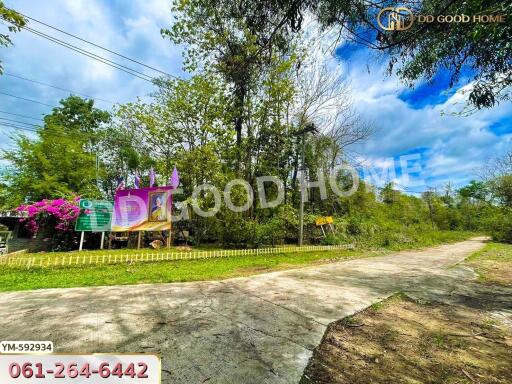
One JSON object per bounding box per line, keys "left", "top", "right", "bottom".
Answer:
{"left": 0, "top": 238, "right": 487, "bottom": 383}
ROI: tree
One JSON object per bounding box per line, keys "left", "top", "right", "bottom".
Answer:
{"left": 1, "top": 96, "right": 110, "bottom": 207}
{"left": 105, "top": 74, "right": 231, "bottom": 191}
{"left": 458, "top": 180, "right": 490, "bottom": 203}
{"left": 201, "top": 0, "right": 510, "bottom": 111}
{"left": 0, "top": 1, "right": 26, "bottom": 73}
{"left": 481, "top": 150, "right": 512, "bottom": 207}
{"left": 162, "top": 0, "right": 300, "bottom": 173}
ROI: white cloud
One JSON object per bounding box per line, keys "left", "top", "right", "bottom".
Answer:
{"left": 1, "top": 2, "right": 510, "bottom": 192}
{"left": 1, "top": 0, "right": 185, "bottom": 114}
{"left": 340, "top": 49, "right": 512, "bottom": 190}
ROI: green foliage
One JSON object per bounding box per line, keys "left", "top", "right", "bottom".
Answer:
{"left": 484, "top": 208, "right": 512, "bottom": 243}
{"left": 2, "top": 1, "right": 510, "bottom": 252}
{"left": 490, "top": 175, "right": 512, "bottom": 207}
{"left": 0, "top": 96, "right": 110, "bottom": 207}
{"left": 314, "top": 0, "right": 511, "bottom": 110}
{"left": 0, "top": 2, "right": 26, "bottom": 73}
{"left": 458, "top": 180, "right": 490, "bottom": 202}
{"left": 321, "top": 233, "right": 345, "bottom": 245}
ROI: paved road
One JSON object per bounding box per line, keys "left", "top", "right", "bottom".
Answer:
{"left": 0, "top": 238, "right": 486, "bottom": 383}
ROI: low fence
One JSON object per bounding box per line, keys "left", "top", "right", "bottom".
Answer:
{"left": 0, "top": 244, "right": 354, "bottom": 269}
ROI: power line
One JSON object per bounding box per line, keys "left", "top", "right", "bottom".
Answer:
{"left": 0, "top": 117, "right": 41, "bottom": 127}
{"left": 0, "top": 91, "right": 55, "bottom": 107}
{"left": 0, "top": 122, "right": 93, "bottom": 140}
{"left": 21, "top": 25, "right": 155, "bottom": 83}
{"left": 16, "top": 11, "right": 177, "bottom": 79}
{"left": 2, "top": 13, "right": 157, "bottom": 82}
{"left": 0, "top": 122, "right": 39, "bottom": 133}
{"left": 4, "top": 72, "right": 116, "bottom": 104}
{"left": 0, "top": 110, "right": 43, "bottom": 122}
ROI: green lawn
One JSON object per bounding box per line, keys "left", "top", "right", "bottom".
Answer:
{"left": 466, "top": 242, "right": 512, "bottom": 286}
{"left": 0, "top": 249, "right": 366, "bottom": 292}
{"left": 0, "top": 230, "right": 478, "bottom": 292}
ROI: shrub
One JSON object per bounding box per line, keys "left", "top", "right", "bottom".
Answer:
{"left": 255, "top": 217, "right": 287, "bottom": 247}
{"left": 321, "top": 233, "right": 347, "bottom": 245}
{"left": 16, "top": 197, "right": 80, "bottom": 251}
{"left": 485, "top": 208, "right": 512, "bottom": 243}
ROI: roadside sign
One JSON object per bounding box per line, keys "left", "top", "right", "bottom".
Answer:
{"left": 75, "top": 199, "right": 113, "bottom": 232}
{"left": 315, "top": 216, "right": 333, "bottom": 226}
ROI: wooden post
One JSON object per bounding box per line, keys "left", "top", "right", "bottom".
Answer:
{"left": 137, "top": 231, "right": 142, "bottom": 249}
{"left": 100, "top": 232, "right": 105, "bottom": 250}
{"left": 79, "top": 231, "right": 85, "bottom": 251}
{"left": 167, "top": 229, "right": 171, "bottom": 249}
{"left": 108, "top": 233, "right": 112, "bottom": 249}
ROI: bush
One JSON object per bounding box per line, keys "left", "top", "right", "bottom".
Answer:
{"left": 254, "top": 217, "right": 287, "bottom": 247}
{"left": 321, "top": 233, "right": 347, "bottom": 245}
{"left": 486, "top": 208, "right": 512, "bottom": 243}
{"left": 16, "top": 197, "right": 81, "bottom": 251}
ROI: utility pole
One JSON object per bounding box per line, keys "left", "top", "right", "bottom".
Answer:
{"left": 296, "top": 123, "right": 317, "bottom": 247}
{"left": 299, "top": 131, "right": 306, "bottom": 246}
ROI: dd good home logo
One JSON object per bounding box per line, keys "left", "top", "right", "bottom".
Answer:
{"left": 377, "top": 7, "right": 414, "bottom": 31}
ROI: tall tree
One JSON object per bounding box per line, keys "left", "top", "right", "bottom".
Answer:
{"left": 1, "top": 96, "right": 110, "bottom": 207}
{"left": 194, "top": 0, "right": 510, "bottom": 111}
{"left": 162, "top": 0, "right": 300, "bottom": 174}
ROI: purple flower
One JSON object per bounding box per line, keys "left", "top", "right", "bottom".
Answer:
{"left": 52, "top": 198, "right": 66, "bottom": 206}
{"left": 20, "top": 197, "right": 80, "bottom": 235}
{"left": 27, "top": 206, "right": 38, "bottom": 216}
{"left": 46, "top": 206, "right": 59, "bottom": 215}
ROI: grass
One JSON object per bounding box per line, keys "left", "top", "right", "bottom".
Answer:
{"left": 361, "top": 230, "right": 478, "bottom": 251}
{"left": 0, "top": 230, "right": 478, "bottom": 292}
{"left": 301, "top": 294, "right": 512, "bottom": 384}
{"left": 466, "top": 242, "right": 512, "bottom": 286}
{"left": 0, "top": 249, "right": 368, "bottom": 292}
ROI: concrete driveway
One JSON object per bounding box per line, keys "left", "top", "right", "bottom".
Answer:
{"left": 0, "top": 238, "right": 486, "bottom": 383}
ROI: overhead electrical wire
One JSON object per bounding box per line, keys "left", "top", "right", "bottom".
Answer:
{"left": 0, "top": 91, "right": 55, "bottom": 107}
{"left": 20, "top": 25, "right": 155, "bottom": 83}
{"left": 16, "top": 11, "right": 177, "bottom": 79}
{"left": 1, "top": 9, "right": 184, "bottom": 117}
{"left": 3, "top": 72, "right": 116, "bottom": 104}
{"left": 0, "top": 122, "right": 40, "bottom": 133}
{"left": 0, "top": 122, "right": 97, "bottom": 140}
{"left": 1, "top": 16, "right": 155, "bottom": 82}
{"left": 0, "top": 117, "right": 41, "bottom": 127}
{"left": 0, "top": 110, "right": 44, "bottom": 122}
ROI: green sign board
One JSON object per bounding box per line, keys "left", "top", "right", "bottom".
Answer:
{"left": 75, "top": 200, "right": 113, "bottom": 232}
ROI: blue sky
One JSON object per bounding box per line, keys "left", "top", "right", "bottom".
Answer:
{"left": 335, "top": 39, "right": 512, "bottom": 193}
{"left": 1, "top": 0, "right": 511, "bottom": 193}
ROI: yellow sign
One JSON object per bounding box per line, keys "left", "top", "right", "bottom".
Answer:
{"left": 315, "top": 216, "right": 333, "bottom": 226}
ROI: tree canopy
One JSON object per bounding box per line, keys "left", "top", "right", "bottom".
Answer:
{"left": 1, "top": 96, "right": 110, "bottom": 207}
{"left": 0, "top": 1, "right": 26, "bottom": 73}
{"left": 171, "top": 0, "right": 510, "bottom": 111}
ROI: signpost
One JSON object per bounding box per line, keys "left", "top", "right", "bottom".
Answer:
{"left": 315, "top": 216, "right": 334, "bottom": 237}
{"left": 75, "top": 200, "right": 113, "bottom": 251}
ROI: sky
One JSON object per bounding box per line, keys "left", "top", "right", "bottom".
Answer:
{"left": 1, "top": 0, "right": 511, "bottom": 194}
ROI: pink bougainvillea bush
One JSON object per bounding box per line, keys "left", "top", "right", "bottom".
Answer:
{"left": 17, "top": 197, "right": 81, "bottom": 251}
